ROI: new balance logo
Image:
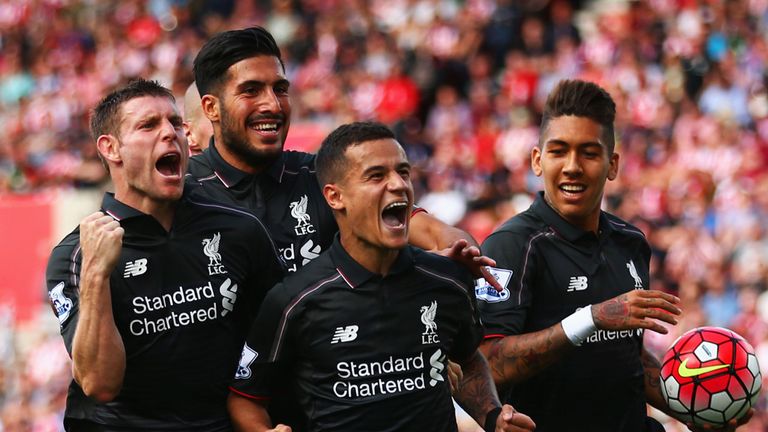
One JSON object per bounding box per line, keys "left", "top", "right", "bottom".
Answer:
{"left": 331, "top": 325, "right": 359, "bottom": 344}
{"left": 567, "top": 276, "right": 588, "bottom": 292}
{"left": 124, "top": 258, "right": 148, "bottom": 278}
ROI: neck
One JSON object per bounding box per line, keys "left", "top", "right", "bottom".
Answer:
{"left": 543, "top": 193, "right": 600, "bottom": 234}
{"left": 114, "top": 192, "right": 177, "bottom": 232}
{"left": 214, "top": 136, "right": 261, "bottom": 174}
{"left": 339, "top": 232, "right": 400, "bottom": 276}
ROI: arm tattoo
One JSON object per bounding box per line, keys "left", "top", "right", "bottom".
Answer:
{"left": 641, "top": 347, "right": 666, "bottom": 410}
{"left": 484, "top": 325, "right": 572, "bottom": 387}
{"left": 594, "top": 294, "right": 631, "bottom": 328}
{"left": 455, "top": 351, "right": 499, "bottom": 425}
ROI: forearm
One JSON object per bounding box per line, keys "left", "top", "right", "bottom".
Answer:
{"left": 228, "top": 393, "right": 274, "bottom": 432}
{"left": 454, "top": 351, "right": 501, "bottom": 427}
{"left": 641, "top": 347, "right": 668, "bottom": 412}
{"left": 479, "top": 323, "right": 573, "bottom": 389}
{"left": 409, "top": 212, "right": 479, "bottom": 250}
{"left": 71, "top": 270, "right": 125, "bottom": 402}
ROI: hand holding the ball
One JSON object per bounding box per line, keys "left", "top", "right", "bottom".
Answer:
{"left": 592, "top": 289, "right": 682, "bottom": 334}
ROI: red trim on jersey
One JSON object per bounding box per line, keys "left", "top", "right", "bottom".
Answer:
{"left": 484, "top": 334, "right": 506, "bottom": 340}
{"left": 411, "top": 207, "right": 427, "bottom": 216}
{"left": 229, "top": 386, "right": 270, "bottom": 401}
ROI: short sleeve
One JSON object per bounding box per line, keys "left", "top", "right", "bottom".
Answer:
{"left": 231, "top": 282, "right": 294, "bottom": 400}
{"left": 477, "top": 230, "right": 535, "bottom": 337}
{"left": 45, "top": 239, "right": 82, "bottom": 355}
{"left": 448, "top": 271, "right": 484, "bottom": 363}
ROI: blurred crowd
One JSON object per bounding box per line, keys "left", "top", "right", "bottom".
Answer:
{"left": 2, "top": 0, "right": 768, "bottom": 430}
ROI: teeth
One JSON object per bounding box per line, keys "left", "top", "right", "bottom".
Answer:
{"left": 384, "top": 202, "right": 407, "bottom": 211}
{"left": 252, "top": 123, "right": 278, "bottom": 131}
{"left": 561, "top": 185, "right": 585, "bottom": 192}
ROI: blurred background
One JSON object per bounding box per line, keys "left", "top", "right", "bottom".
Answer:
{"left": 1, "top": 0, "right": 767, "bottom": 430}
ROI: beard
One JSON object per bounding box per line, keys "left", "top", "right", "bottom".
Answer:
{"left": 219, "top": 104, "right": 284, "bottom": 171}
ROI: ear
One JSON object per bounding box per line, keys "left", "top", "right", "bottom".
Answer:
{"left": 182, "top": 121, "right": 196, "bottom": 145}
{"left": 96, "top": 135, "right": 121, "bottom": 165}
{"left": 531, "top": 146, "right": 543, "bottom": 177}
{"left": 607, "top": 151, "right": 619, "bottom": 181}
{"left": 322, "top": 183, "right": 345, "bottom": 211}
{"left": 201, "top": 94, "right": 220, "bottom": 122}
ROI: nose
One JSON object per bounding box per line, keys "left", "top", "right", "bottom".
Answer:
{"left": 386, "top": 171, "right": 409, "bottom": 192}
{"left": 160, "top": 118, "right": 177, "bottom": 140}
{"left": 258, "top": 87, "right": 281, "bottom": 113}
{"left": 562, "top": 151, "right": 582, "bottom": 176}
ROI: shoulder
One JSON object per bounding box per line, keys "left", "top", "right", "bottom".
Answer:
{"left": 483, "top": 210, "right": 547, "bottom": 247}
{"left": 184, "top": 187, "right": 255, "bottom": 220}
{"left": 270, "top": 252, "right": 339, "bottom": 303}
{"left": 46, "top": 228, "right": 82, "bottom": 280}
{"left": 281, "top": 151, "right": 317, "bottom": 174}
{"left": 182, "top": 188, "right": 273, "bottom": 241}
{"left": 48, "top": 228, "right": 81, "bottom": 266}
{"left": 411, "top": 248, "right": 474, "bottom": 290}
{"left": 186, "top": 153, "right": 214, "bottom": 179}
{"left": 603, "top": 212, "right": 648, "bottom": 240}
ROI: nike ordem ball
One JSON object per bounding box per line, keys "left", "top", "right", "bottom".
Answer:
{"left": 659, "top": 326, "right": 761, "bottom": 427}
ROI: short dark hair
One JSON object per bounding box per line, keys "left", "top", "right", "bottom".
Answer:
{"left": 540, "top": 79, "right": 617, "bottom": 153}
{"left": 316, "top": 122, "right": 396, "bottom": 186}
{"left": 193, "top": 26, "right": 284, "bottom": 97}
{"left": 90, "top": 78, "right": 175, "bottom": 139}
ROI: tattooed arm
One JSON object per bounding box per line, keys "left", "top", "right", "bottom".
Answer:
{"left": 479, "top": 290, "right": 681, "bottom": 389}
{"left": 479, "top": 325, "right": 573, "bottom": 389}
{"left": 641, "top": 347, "right": 666, "bottom": 411}
{"left": 454, "top": 350, "right": 536, "bottom": 431}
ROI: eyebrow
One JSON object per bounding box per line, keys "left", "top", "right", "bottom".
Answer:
{"left": 545, "top": 139, "right": 603, "bottom": 149}
{"left": 361, "top": 162, "right": 412, "bottom": 175}
{"left": 129, "top": 112, "right": 183, "bottom": 126}
{"left": 236, "top": 78, "right": 291, "bottom": 90}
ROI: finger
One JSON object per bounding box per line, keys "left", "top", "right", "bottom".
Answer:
{"left": 736, "top": 408, "right": 754, "bottom": 425}
{"left": 480, "top": 266, "right": 504, "bottom": 292}
{"left": 461, "top": 245, "right": 481, "bottom": 258}
{"left": 451, "top": 239, "right": 468, "bottom": 251}
{"left": 640, "top": 308, "right": 679, "bottom": 325}
{"left": 638, "top": 319, "right": 670, "bottom": 335}
{"left": 635, "top": 289, "right": 680, "bottom": 304}
{"left": 472, "top": 256, "right": 497, "bottom": 267}
{"left": 632, "top": 294, "right": 682, "bottom": 316}
{"left": 500, "top": 405, "right": 536, "bottom": 431}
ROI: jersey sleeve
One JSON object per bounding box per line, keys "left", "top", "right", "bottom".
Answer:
{"left": 448, "top": 270, "right": 484, "bottom": 363}
{"left": 231, "top": 282, "right": 294, "bottom": 400}
{"left": 45, "top": 238, "right": 81, "bottom": 356}
{"left": 477, "top": 230, "right": 535, "bottom": 337}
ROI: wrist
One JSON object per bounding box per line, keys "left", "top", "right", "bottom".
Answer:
{"left": 561, "top": 306, "right": 597, "bottom": 346}
{"left": 484, "top": 406, "right": 502, "bottom": 432}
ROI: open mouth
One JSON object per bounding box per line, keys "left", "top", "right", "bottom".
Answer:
{"left": 156, "top": 153, "right": 181, "bottom": 177}
{"left": 381, "top": 201, "right": 408, "bottom": 228}
{"left": 560, "top": 184, "right": 586, "bottom": 194}
{"left": 248, "top": 119, "right": 282, "bottom": 136}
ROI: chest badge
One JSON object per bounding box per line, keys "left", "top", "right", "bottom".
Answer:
{"left": 421, "top": 301, "right": 440, "bottom": 345}
{"left": 290, "top": 195, "right": 316, "bottom": 236}
{"left": 626, "top": 259, "right": 643, "bottom": 288}
{"left": 203, "top": 232, "right": 227, "bottom": 275}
